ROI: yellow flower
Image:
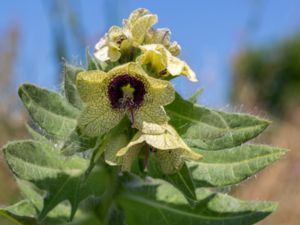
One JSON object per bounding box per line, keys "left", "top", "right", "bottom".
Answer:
{"left": 93, "top": 8, "right": 182, "bottom": 64}
{"left": 94, "top": 26, "right": 130, "bottom": 62}
{"left": 123, "top": 8, "right": 158, "bottom": 46}
{"left": 116, "top": 124, "right": 202, "bottom": 174}
{"left": 76, "top": 63, "right": 175, "bottom": 137}
{"left": 144, "top": 28, "right": 181, "bottom": 56}
{"left": 94, "top": 9, "right": 157, "bottom": 62}
{"left": 138, "top": 44, "right": 198, "bottom": 82}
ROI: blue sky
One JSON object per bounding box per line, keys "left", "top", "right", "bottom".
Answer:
{"left": 1, "top": 0, "right": 300, "bottom": 107}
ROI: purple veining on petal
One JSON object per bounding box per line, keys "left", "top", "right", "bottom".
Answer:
{"left": 108, "top": 74, "right": 146, "bottom": 110}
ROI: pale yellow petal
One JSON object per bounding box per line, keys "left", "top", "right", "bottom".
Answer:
{"left": 94, "top": 45, "right": 121, "bottom": 62}
{"left": 143, "top": 125, "right": 187, "bottom": 150}
{"left": 107, "top": 26, "right": 125, "bottom": 40}
{"left": 130, "top": 14, "right": 158, "bottom": 46}
{"left": 181, "top": 63, "right": 198, "bottom": 82}
{"left": 125, "top": 8, "right": 150, "bottom": 25}
{"left": 133, "top": 104, "right": 169, "bottom": 133}
{"left": 147, "top": 75, "right": 175, "bottom": 106}
{"left": 166, "top": 52, "right": 185, "bottom": 75}
{"left": 138, "top": 44, "right": 167, "bottom": 73}
{"left": 117, "top": 132, "right": 144, "bottom": 156}
{"left": 124, "top": 9, "right": 157, "bottom": 46}
{"left": 95, "top": 36, "right": 107, "bottom": 50}
{"left": 116, "top": 123, "right": 202, "bottom": 174}
{"left": 145, "top": 28, "right": 171, "bottom": 46}
{"left": 168, "top": 41, "right": 181, "bottom": 56}
{"left": 154, "top": 124, "right": 202, "bottom": 174}
{"left": 144, "top": 28, "right": 181, "bottom": 56}
{"left": 107, "top": 62, "right": 148, "bottom": 81}
{"left": 139, "top": 44, "right": 197, "bottom": 82}
{"left": 78, "top": 105, "right": 124, "bottom": 137}
{"left": 76, "top": 70, "right": 107, "bottom": 103}
{"left": 137, "top": 121, "right": 166, "bottom": 135}
{"left": 94, "top": 46, "right": 110, "bottom": 62}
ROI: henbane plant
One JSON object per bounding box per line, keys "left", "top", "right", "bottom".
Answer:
{"left": 0, "top": 8, "right": 287, "bottom": 225}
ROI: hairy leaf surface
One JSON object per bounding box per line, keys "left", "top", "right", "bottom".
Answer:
{"left": 3, "top": 140, "right": 108, "bottom": 221}
{"left": 118, "top": 177, "right": 276, "bottom": 225}
{"left": 166, "top": 93, "right": 270, "bottom": 150}
{"left": 188, "top": 145, "right": 287, "bottom": 187}
{"left": 19, "top": 84, "right": 79, "bottom": 138}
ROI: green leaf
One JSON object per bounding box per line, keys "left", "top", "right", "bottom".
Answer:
{"left": 166, "top": 93, "right": 270, "bottom": 150}
{"left": 26, "top": 124, "right": 53, "bottom": 146}
{"left": 86, "top": 48, "right": 99, "bottom": 70}
{"left": 17, "top": 179, "right": 44, "bottom": 212}
{"left": 0, "top": 180, "right": 88, "bottom": 225}
{"left": 3, "top": 140, "right": 108, "bottom": 221}
{"left": 0, "top": 200, "right": 38, "bottom": 225}
{"left": 62, "top": 214, "right": 103, "bottom": 225}
{"left": 188, "top": 145, "right": 287, "bottom": 187}
{"left": 16, "top": 179, "right": 91, "bottom": 225}
{"left": 19, "top": 84, "right": 79, "bottom": 138}
{"left": 148, "top": 157, "right": 197, "bottom": 203}
{"left": 106, "top": 204, "right": 126, "bottom": 225}
{"left": 63, "top": 63, "right": 85, "bottom": 109}
{"left": 61, "top": 129, "right": 99, "bottom": 155}
{"left": 118, "top": 176, "right": 276, "bottom": 225}
{"left": 62, "top": 117, "right": 132, "bottom": 157}
{"left": 188, "top": 88, "right": 204, "bottom": 104}
{"left": 102, "top": 117, "right": 135, "bottom": 166}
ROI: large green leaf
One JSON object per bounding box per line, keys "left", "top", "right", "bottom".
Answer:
{"left": 148, "top": 156, "right": 197, "bottom": 203}
{"left": 61, "top": 129, "right": 99, "bottom": 155}
{"left": 0, "top": 180, "right": 89, "bottom": 225}
{"left": 0, "top": 200, "right": 38, "bottom": 225}
{"left": 16, "top": 179, "right": 74, "bottom": 224}
{"left": 63, "top": 214, "right": 103, "bottom": 225}
{"left": 18, "top": 84, "right": 79, "bottom": 138}
{"left": 26, "top": 124, "right": 55, "bottom": 146}
{"left": 118, "top": 176, "right": 276, "bottom": 225}
{"left": 3, "top": 140, "right": 108, "bottom": 221}
{"left": 63, "top": 63, "right": 84, "bottom": 109}
{"left": 188, "top": 144, "right": 287, "bottom": 187}
{"left": 166, "top": 93, "right": 270, "bottom": 150}
{"left": 61, "top": 116, "right": 133, "bottom": 157}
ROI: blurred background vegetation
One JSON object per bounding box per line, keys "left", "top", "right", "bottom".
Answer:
{"left": 231, "top": 32, "right": 300, "bottom": 225}
{"left": 0, "top": 1, "right": 299, "bottom": 225}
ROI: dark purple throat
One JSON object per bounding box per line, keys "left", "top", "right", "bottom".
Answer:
{"left": 108, "top": 74, "right": 146, "bottom": 110}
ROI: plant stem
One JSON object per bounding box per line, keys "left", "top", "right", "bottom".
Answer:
{"left": 96, "top": 166, "right": 120, "bottom": 225}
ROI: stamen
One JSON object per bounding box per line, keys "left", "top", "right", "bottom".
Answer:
{"left": 116, "top": 36, "right": 126, "bottom": 46}
{"left": 129, "top": 107, "right": 135, "bottom": 125}
{"left": 144, "top": 145, "right": 150, "bottom": 171}
{"left": 159, "top": 69, "right": 167, "bottom": 76}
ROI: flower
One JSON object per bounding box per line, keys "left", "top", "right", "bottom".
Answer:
{"left": 94, "top": 9, "right": 157, "bottom": 62}
{"left": 94, "top": 8, "right": 182, "bottom": 64}
{"left": 123, "top": 8, "right": 158, "bottom": 46}
{"left": 116, "top": 124, "right": 202, "bottom": 174}
{"left": 137, "top": 44, "right": 198, "bottom": 82}
{"left": 94, "top": 26, "right": 130, "bottom": 62}
{"left": 144, "top": 28, "right": 181, "bottom": 56}
{"left": 76, "top": 62, "right": 175, "bottom": 137}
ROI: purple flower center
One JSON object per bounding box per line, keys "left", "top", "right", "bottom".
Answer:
{"left": 108, "top": 74, "right": 146, "bottom": 110}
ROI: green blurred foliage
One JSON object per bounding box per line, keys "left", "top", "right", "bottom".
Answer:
{"left": 232, "top": 33, "right": 300, "bottom": 118}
